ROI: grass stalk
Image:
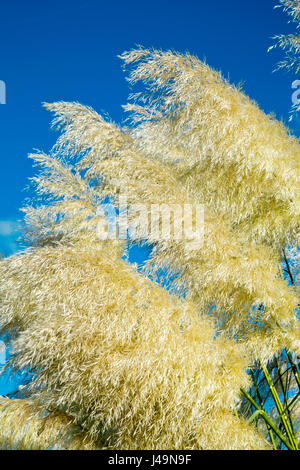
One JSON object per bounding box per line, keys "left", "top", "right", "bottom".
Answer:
{"left": 241, "top": 387, "right": 293, "bottom": 450}
{"left": 258, "top": 359, "right": 298, "bottom": 450}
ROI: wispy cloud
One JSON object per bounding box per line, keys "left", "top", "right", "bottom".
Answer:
{"left": 0, "top": 219, "right": 21, "bottom": 257}
{"left": 0, "top": 220, "right": 17, "bottom": 236}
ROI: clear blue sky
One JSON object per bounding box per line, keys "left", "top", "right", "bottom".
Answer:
{"left": 0, "top": 0, "right": 299, "bottom": 235}
{"left": 0, "top": 0, "right": 299, "bottom": 393}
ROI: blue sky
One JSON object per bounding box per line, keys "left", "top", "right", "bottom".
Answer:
{"left": 0, "top": 0, "right": 299, "bottom": 393}
{"left": 0, "top": 0, "right": 299, "bottom": 257}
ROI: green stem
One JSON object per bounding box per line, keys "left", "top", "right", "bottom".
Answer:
{"left": 287, "top": 350, "right": 300, "bottom": 391}
{"left": 241, "top": 387, "right": 293, "bottom": 450}
{"left": 284, "top": 390, "right": 300, "bottom": 413}
{"left": 249, "top": 369, "right": 277, "bottom": 449}
{"left": 259, "top": 359, "right": 298, "bottom": 450}
{"left": 275, "top": 356, "right": 296, "bottom": 438}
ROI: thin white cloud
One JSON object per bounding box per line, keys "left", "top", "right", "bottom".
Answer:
{"left": 0, "top": 220, "right": 17, "bottom": 236}
{"left": 0, "top": 219, "right": 20, "bottom": 256}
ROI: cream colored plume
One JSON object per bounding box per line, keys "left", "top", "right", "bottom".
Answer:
{"left": 0, "top": 46, "right": 299, "bottom": 450}
{"left": 0, "top": 245, "right": 269, "bottom": 449}
{"left": 42, "top": 79, "right": 299, "bottom": 360}
{"left": 0, "top": 398, "right": 97, "bottom": 450}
